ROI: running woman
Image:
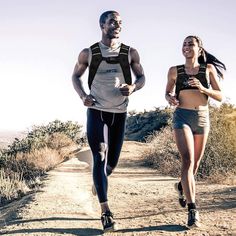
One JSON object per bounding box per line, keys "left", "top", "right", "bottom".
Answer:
{"left": 165, "top": 35, "right": 226, "bottom": 228}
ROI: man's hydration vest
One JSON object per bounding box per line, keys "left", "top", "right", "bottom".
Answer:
{"left": 88, "top": 42, "right": 132, "bottom": 89}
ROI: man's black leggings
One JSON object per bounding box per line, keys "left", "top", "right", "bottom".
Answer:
{"left": 87, "top": 108, "right": 126, "bottom": 203}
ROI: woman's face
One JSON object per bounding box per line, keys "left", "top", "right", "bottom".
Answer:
{"left": 182, "top": 37, "right": 201, "bottom": 59}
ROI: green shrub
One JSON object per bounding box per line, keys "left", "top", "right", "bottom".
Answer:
{"left": 4, "top": 120, "right": 84, "bottom": 157}
{"left": 125, "top": 107, "right": 172, "bottom": 141}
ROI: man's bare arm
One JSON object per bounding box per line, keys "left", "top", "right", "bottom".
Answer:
{"left": 130, "top": 47, "right": 145, "bottom": 92}
{"left": 72, "top": 48, "right": 89, "bottom": 100}
{"left": 119, "top": 47, "right": 145, "bottom": 96}
{"left": 72, "top": 49, "right": 95, "bottom": 106}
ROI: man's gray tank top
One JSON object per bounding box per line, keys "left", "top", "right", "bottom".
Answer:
{"left": 88, "top": 41, "right": 131, "bottom": 113}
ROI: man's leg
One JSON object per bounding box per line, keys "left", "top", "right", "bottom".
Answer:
{"left": 106, "top": 112, "right": 127, "bottom": 175}
{"left": 87, "top": 109, "right": 109, "bottom": 204}
{"left": 87, "top": 109, "right": 118, "bottom": 232}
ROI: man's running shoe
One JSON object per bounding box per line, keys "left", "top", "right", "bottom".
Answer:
{"left": 187, "top": 209, "right": 201, "bottom": 228}
{"left": 174, "top": 181, "right": 187, "bottom": 208}
{"left": 101, "top": 211, "right": 118, "bottom": 232}
{"left": 91, "top": 184, "right": 97, "bottom": 196}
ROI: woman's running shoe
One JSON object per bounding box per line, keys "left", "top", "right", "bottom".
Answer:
{"left": 187, "top": 209, "right": 201, "bottom": 228}
{"left": 174, "top": 181, "right": 187, "bottom": 208}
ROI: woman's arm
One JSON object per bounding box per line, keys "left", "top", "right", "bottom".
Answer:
{"left": 165, "top": 66, "right": 179, "bottom": 106}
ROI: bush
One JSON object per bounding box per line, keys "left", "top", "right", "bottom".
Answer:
{"left": 144, "top": 104, "right": 236, "bottom": 181}
{"left": 0, "top": 120, "right": 85, "bottom": 205}
{"left": 198, "top": 104, "right": 236, "bottom": 179}
{"left": 145, "top": 126, "right": 181, "bottom": 177}
{"left": 125, "top": 107, "right": 172, "bottom": 141}
{"left": 0, "top": 169, "right": 29, "bottom": 204}
{"left": 4, "top": 120, "right": 84, "bottom": 156}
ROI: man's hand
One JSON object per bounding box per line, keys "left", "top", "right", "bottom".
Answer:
{"left": 119, "top": 84, "right": 136, "bottom": 96}
{"left": 82, "top": 94, "right": 96, "bottom": 106}
{"left": 166, "top": 93, "right": 179, "bottom": 106}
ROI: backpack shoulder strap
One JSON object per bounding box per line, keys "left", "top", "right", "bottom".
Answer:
{"left": 198, "top": 64, "right": 207, "bottom": 74}
{"left": 88, "top": 42, "right": 103, "bottom": 89}
{"left": 176, "top": 65, "right": 185, "bottom": 76}
{"left": 119, "top": 43, "right": 132, "bottom": 85}
{"left": 175, "top": 65, "right": 185, "bottom": 99}
{"left": 197, "top": 64, "right": 209, "bottom": 89}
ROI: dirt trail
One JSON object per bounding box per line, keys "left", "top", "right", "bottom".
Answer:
{"left": 0, "top": 141, "right": 235, "bottom": 236}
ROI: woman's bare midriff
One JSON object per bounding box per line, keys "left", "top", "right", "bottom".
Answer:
{"left": 177, "top": 90, "right": 208, "bottom": 110}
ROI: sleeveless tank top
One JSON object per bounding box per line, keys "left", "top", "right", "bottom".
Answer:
{"left": 88, "top": 42, "right": 131, "bottom": 113}
{"left": 175, "top": 64, "right": 210, "bottom": 99}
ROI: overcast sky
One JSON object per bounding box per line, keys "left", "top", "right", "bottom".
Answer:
{"left": 1, "top": 0, "right": 235, "bottom": 131}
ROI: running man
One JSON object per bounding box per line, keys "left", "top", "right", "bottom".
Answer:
{"left": 72, "top": 10, "right": 145, "bottom": 232}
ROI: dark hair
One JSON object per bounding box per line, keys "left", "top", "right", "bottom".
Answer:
{"left": 99, "top": 11, "right": 119, "bottom": 27}
{"left": 186, "top": 35, "right": 226, "bottom": 79}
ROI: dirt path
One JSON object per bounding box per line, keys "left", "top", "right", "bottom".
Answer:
{"left": 0, "top": 141, "right": 235, "bottom": 236}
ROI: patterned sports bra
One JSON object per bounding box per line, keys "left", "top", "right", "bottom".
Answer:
{"left": 175, "top": 64, "right": 210, "bottom": 99}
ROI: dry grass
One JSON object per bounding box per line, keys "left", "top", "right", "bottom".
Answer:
{"left": 207, "top": 172, "right": 236, "bottom": 185}
{"left": 144, "top": 126, "right": 181, "bottom": 177}
{"left": 16, "top": 148, "right": 63, "bottom": 172}
{"left": 0, "top": 169, "right": 29, "bottom": 204}
{"left": 144, "top": 105, "right": 236, "bottom": 183}
{"left": 0, "top": 133, "right": 79, "bottom": 206}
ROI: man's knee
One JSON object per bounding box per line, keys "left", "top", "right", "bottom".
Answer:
{"left": 98, "top": 142, "right": 108, "bottom": 161}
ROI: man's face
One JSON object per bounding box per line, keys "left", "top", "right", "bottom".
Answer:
{"left": 101, "top": 13, "right": 122, "bottom": 39}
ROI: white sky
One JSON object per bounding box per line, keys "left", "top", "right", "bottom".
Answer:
{"left": 1, "top": 0, "right": 236, "bottom": 131}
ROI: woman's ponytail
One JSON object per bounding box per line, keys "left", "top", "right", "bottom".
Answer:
{"left": 199, "top": 49, "right": 226, "bottom": 79}
{"left": 186, "top": 35, "right": 226, "bottom": 79}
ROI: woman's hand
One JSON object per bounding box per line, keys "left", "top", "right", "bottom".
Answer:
{"left": 188, "top": 77, "right": 204, "bottom": 92}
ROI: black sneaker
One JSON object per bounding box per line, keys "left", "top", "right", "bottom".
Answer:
{"left": 174, "top": 182, "right": 187, "bottom": 208}
{"left": 101, "top": 211, "right": 118, "bottom": 232}
{"left": 187, "top": 209, "right": 201, "bottom": 228}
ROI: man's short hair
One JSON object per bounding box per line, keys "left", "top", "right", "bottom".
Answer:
{"left": 99, "top": 10, "right": 119, "bottom": 27}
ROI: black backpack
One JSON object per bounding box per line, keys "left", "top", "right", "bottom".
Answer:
{"left": 88, "top": 42, "right": 132, "bottom": 89}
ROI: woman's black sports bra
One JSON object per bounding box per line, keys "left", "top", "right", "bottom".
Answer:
{"left": 175, "top": 64, "right": 210, "bottom": 99}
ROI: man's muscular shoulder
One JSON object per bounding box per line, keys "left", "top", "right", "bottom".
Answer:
{"left": 78, "top": 48, "right": 89, "bottom": 64}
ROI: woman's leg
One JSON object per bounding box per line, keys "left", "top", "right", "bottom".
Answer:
{"left": 193, "top": 131, "right": 209, "bottom": 175}
{"left": 174, "top": 126, "right": 195, "bottom": 204}
{"left": 191, "top": 131, "right": 209, "bottom": 200}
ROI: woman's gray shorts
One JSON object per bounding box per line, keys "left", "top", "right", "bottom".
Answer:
{"left": 173, "top": 107, "right": 210, "bottom": 134}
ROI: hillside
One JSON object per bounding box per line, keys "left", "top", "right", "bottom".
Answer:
{"left": 125, "top": 107, "right": 172, "bottom": 141}
{"left": 0, "top": 141, "right": 235, "bottom": 235}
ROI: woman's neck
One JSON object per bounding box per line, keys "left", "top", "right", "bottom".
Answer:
{"left": 185, "top": 58, "right": 200, "bottom": 69}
